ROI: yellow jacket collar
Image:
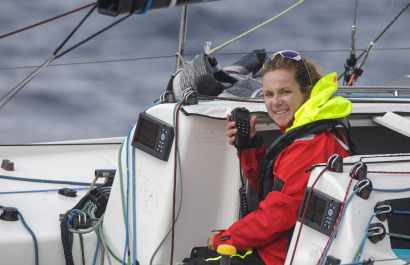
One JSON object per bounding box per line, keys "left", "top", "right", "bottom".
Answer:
{"left": 287, "top": 72, "right": 352, "bottom": 132}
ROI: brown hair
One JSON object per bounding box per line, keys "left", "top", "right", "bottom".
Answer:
{"left": 261, "top": 55, "right": 322, "bottom": 94}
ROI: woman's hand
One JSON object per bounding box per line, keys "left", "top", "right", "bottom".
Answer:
{"left": 226, "top": 114, "right": 257, "bottom": 146}
{"left": 207, "top": 233, "right": 216, "bottom": 250}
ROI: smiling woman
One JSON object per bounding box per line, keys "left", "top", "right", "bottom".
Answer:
{"left": 198, "top": 50, "right": 359, "bottom": 265}
{"left": 260, "top": 50, "right": 322, "bottom": 129}
{"left": 262, "top": 69, "right": 309, "bottom": 128}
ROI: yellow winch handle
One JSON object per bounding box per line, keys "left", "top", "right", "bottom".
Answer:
{"left": 217, "top": 244, "right": 237, "bottom": 256}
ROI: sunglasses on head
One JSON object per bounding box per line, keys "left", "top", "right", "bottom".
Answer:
{"left": 262, "top": 50, "right": 313, "bottom": 87}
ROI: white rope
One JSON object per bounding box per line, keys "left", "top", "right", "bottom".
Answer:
{"left": 207, "top": 0, "right": 306, "bottom": 55}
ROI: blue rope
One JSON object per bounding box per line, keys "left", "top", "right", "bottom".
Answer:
{"left": 18, "top": 211, "right": 39, "bottom": 265}
{"left": 92, "top": 238, "right": 100, "bottom": 265}
{"left": 135, "top": 0, "right": 153, "bottom": 14}
{"left": 132, "top": 141, "right": 137, "bottom": 264}
{"left": 0, "top": 174, "right": 101, "bottom": 186}
{"left": 355, "top": 210, "right": 382, "bottom": 263}
{"left": 0, "top": 187, "right": 89, "bottom": 195}
{"left": 373, "top": 187, "right": 410, "bottom": 192}
{"left": 122, "top": 126, "right": 133, "bottom": 265}
{"left": 67, "top": 209, "right": 86, "bottom": 242}
{"left": 318, "top": 188, "right": 359, "bottom": 265}
{"left": 393, "top": 210, "right": 410, "bottom": 215}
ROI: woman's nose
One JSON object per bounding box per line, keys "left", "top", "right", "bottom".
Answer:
{"left": 272, "top": 95, "right": 282, "bottom": 106}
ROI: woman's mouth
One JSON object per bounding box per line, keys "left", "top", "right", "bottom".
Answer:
{"left": 274, "top": 110, "right": 289, "bottom": 115}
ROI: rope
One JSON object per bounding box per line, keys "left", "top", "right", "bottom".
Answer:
{"left": 373, "top": 187, "right": 410, "bottom": 192}
{"left": 0, "top": 174, "right": 101, "bottom": 186}
{"left": 0, "top": 187, "right": 89, "bottom": 195}
{"left": 368, "top": 170, "right": 410, "bottom": 174}
{"left": 93, "top": 238, "right": 100, "bottom": 265}
{"left": 387, "top": 232, "right": 410, "bottom": 240}
{"left": 68, "top": 214, "right": 105, "bottom": 234}
{"left": 318, "top": 188, "right": 360, "bottom": 265}
{"left": 316, "top": 169, "right": 357, "bottom": 265}
{"left": 0, "top": 2, "right": 96, "bottom": 40}
{"left": 353, "top": 211, "right": 380, "bottom": 263}
{"left": 170, "top": 100, "right": 185, "bottom": 265}
{"left": 148, "top": 102, "right": 184, "bottom": 265}
{"left": 80, "top": 234, "right": 86, "bottom": 265}
{"left": 207, "top": 0, "right": 306, "bottom": 55}
{"left": 289, "top": 166, "right": 329, "bottom": 264}
{"left": 18, "top": 211, "right": 39, "bottom": 265}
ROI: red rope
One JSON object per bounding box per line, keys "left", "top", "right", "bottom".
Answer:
{"left": 368, "top": 171, "right": 410, "bottom": 174}
{"left": 170, "top": 100, "right": 185, "bottom": 265}
{"left": 0, "top": 2, "right": 96, "bottom": 40}
{"left": 315, "top": 171, "right": 356, "bottom": 265}
{"left": 289, "top": 166, "right": 328, "bottom": 265}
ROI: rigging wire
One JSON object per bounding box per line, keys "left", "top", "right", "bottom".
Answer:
{"left": 346, "top": 0, "right": 397, "bottom": 86}
{"left": 341, "top": 0, "right": 410, "bottom": 84}
{"left": 1, "top": 47, "right": 410, "bottom": 72}
{"left": 0, "top": 3, "right": 133, "bottom": 110}
{"left": 343, "top": 0, "right": 358, "bottom": 85}
{"left": 0, "top": 2, "right": 96, "bottom": 40}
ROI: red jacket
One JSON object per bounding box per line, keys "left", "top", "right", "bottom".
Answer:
{"left": 213, "top": 128, "right": 350, "bottom": 265}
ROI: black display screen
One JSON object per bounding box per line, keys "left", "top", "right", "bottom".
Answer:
{"left": 304, "top": 195, "right": 326, "bottom": 225}
{"left": 236, "top": 111, "right": 249, "bottom": 120}
{"left": 136, "top": 119, "right": 159, "bottom": 150}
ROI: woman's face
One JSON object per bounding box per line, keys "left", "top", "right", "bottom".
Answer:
{"left": 262, "top": 69, "right": 310, "bottom": 127}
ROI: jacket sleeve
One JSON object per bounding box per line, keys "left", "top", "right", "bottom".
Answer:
{"left": 214, "top": 133, "right": 346, "bottom": 251}
{"left": 239, "top": 146, "right": 266, "bottom": 192}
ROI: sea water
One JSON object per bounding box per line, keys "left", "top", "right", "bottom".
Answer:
{"left": 0, "top": 0, "right": 408, "bottom": 144}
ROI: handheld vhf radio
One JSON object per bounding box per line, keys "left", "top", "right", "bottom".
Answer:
{"left": 230, "top": 107, "right": 251, "bottom": 218}
{"left": 230, "top": 107, "right": 251, "bottom": 149}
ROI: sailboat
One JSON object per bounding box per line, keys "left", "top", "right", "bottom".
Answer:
{"left": 1, "top": 0, "right": 410, "bottom": 264}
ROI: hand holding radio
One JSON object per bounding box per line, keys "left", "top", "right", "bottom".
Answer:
{"left": 227, "top": 107, "right": 256, "bottom": 149}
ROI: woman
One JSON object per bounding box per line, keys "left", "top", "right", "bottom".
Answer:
{"left": 186, "top": 50, "right": 356, "bottom": 265}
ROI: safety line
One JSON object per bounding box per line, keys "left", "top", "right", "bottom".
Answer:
{"left": 1, "top": 47, "right": 409, "bottom": 72}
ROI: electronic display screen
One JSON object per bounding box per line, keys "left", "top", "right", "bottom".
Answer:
{"left": 304, "top": 195, "right": 326, "bottom": 226}
{"left": 136, "top": 119, "right": 159, "bottom": 150}
{"left": 236, "top": 111, "right": 250, "bottom": 120}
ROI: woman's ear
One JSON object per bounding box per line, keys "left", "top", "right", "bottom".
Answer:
{"left": 305, "top": 85, "right": 313, "bottom": 100}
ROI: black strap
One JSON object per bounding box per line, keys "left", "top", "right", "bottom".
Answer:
{"left": 258, "top": 118, "right": 358, "bottom": 202}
